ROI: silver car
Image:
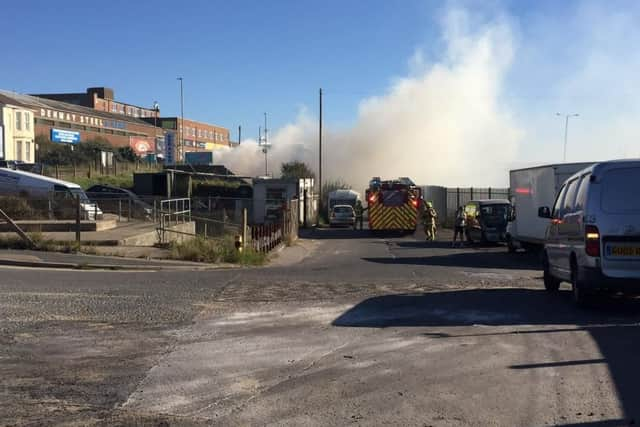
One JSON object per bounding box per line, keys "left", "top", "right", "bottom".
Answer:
{"left": 538, "top": 160, "right": 640, "bottom": 305}
{"left": 330, "top": 205, "right": 356, "bottom": 227}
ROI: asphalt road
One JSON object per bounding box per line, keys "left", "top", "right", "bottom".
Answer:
{"left": 2, "top": 228, "right": 640, "bottom": 426}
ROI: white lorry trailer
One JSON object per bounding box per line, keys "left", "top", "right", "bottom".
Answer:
{"left": 507, "top": 162, "right": 594, "bottom": 252}
{"left": 0, "top": 168, "right": 102, "bottom": 220}
{"left": 327, "top": 189, "right": 361, "bottom": 218}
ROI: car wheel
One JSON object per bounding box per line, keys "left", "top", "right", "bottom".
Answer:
{"left": 543, "top": 253, "right": 560, "bottom": 292}
{"left": 571, "top": 262, "right": 591, "bottom": 307}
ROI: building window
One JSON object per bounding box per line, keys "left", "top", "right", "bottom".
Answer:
{"left": 16, "top": 141, "right": 22, "bottom": 161}
{"left": 15, "top": 111, "right": 22, "bottom": 130}
{"left": 25, "top": 141, "right": 31, "bottom": 162}
{"left": 24, "top": 112, "right": 30, "bottom": 130}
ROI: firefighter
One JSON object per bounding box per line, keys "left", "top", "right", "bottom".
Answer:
{"left": 423, "top": 201, "right": 438, "bottom": 241}
{"left": 354, "top": 200, "right": 366, "bottom": 230}
{"left": 452, "top": 206, "right": 466, "bottom": 247}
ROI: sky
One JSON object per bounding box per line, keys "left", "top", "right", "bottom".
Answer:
{"left": 2, "top": 0, "right": 640, "bottom": 188}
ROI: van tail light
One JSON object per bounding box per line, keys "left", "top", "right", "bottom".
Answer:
{"left": 585, "top": 225, "right": 600, "bottom": 257}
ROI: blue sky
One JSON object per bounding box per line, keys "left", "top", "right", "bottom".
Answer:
{"left": 3, "top": 1, "right": 640, "bottom": 186}
{"left": 2, "top": 0, "right": 442, "bottom": 132}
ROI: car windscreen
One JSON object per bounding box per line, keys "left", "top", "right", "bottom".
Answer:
{"left": 69, "top": 188, "right": 90, "bottom": 202}
{"left": 601, "top": 167, "right": 640, "bottom": 213}
{"left": 479, "top": 204, "right": 509, "bottom": 227}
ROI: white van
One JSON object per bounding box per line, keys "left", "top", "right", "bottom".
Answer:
{"left": 538, "top": 160, "right": 640, "bottom": 305}
{"left": 0, "top": 168, "right": 102, "bottom": 220}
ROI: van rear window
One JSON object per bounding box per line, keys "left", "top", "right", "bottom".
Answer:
{"left": 601, "top": 167, "right": 640, "bottom": 213}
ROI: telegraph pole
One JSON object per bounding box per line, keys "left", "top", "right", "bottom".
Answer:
{"left": 238, "top": 125, "right": 242, "bottom": 145}
{"left": 319, "top": 88, "right": 323, "bottom": 203}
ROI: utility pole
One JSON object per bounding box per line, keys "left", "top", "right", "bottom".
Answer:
{"left": 319, "top": 88, "right": 323, "bottom": 203}
{"left": 177, "top": 77, "right": 184, "bottom": 162}
{"left": 263, "top": 112, "right": 269, "bottom": 176}
{"left": 238, "top": 125, "right": 242, "bottom": 145}
{"left": 557, "top": 112, "right": 579, "bottom": 162}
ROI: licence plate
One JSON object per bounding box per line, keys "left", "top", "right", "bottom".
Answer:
{"left": 607, "top": 246, "right": 640, "bottom": 257}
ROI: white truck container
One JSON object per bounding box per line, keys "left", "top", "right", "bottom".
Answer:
{"left": 507, "top": 163, "right": 594, "bottom": 252}
{"left": 327, "top": 189, "right": 360, "bottom": 217}
{"left": 0, "top": 168, "right": 102, "bottom": 220}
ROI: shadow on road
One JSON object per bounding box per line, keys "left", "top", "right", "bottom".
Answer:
{"left": 299, "top": 228, "right": 374, "bottom": 240}
{"left": 362, "top": 251, "right": 540, "bottom": 270}
{"left": 333, "top": 289, "right": 640, "bottom": 425}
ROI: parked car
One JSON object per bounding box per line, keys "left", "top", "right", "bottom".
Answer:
{"left": 330, "top": 205, "right": 356, "bottom": 227}
{"left": 538, "top": 160, "right": 640, "bottom": 305}
{"left": 463, "top": 199, "right": 511, "bottom": 244}
{"left": 86, "top": 185, "right": 153, "bottom": 219}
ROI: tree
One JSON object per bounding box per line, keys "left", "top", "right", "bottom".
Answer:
{"left": 115, "top": 147, "right": 138, "bottom": 163}
{"left": 280, "top": 161, "right": 315, "bottom": 180}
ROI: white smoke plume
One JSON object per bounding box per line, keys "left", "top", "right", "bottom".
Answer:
{"left": 217, "top": 9, "right": 522, "bottom": 191}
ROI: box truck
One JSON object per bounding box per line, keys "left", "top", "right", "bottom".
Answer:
{"left": 507, "top": 162, "right": 594, "bottom": 252}
{"left": 0, "top": 168, "right": 102, "bottom": 220}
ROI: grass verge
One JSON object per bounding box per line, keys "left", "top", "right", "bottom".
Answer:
{"left": 168, "top": 236, "right": 266, "bottom": 265}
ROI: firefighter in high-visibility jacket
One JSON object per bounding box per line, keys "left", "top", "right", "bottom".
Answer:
{"left": 354, "top": 200, "right": 366, "bottom": 230}
{"left": 423, "top": 201, "right": 438, "bottom": 241}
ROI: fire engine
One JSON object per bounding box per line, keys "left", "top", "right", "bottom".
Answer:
{"left": 366, "top": 177, "right": 421, "bottom": 233}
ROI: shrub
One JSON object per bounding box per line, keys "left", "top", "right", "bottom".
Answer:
{"left": 0, "top": 196, "right": 37, "bottom": 220}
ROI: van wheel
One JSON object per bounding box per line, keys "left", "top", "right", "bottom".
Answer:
{"left": 571, "top": 262, "right": 591, "bottom": 307}
{"left": 507, "top": 236, "right": 517, "bottom": 253}
{"left": 543, "top": 254, "right": 560, "bottom": 291}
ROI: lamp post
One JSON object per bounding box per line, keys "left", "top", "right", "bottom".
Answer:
{"left": 153, "top": 101, "right": 160, "bottom": 157}
{"left": 177, "top": 77, "right": 184, "bottom": 162}
{"left": 557, "top": 112, "right": 579, "bottom": 162}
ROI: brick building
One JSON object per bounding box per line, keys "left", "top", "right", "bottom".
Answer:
{"left": 0, "top": 90, "right": 161, "bottom": 156}
{"left": 31, "top": 87, "right": 159, "bottom": 120}
{"left": 1, "top": 88, "right": 231, "bottom": 161}
{"left": 146, "top": 116, "right": 231, "bottom": 154}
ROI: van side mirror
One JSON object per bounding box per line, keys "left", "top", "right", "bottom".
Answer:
{"left": 538, "top": 206, "right": 551, "bottom": 219}
{"left": 508, "top": 207, "right": 516, "bottom": 221}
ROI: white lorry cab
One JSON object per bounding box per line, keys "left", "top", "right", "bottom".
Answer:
{"left": 538, "top": 160, "right": 640, "bottom": 305}
{"left": 0, "top": 168, "right": 102, "bottom": 220}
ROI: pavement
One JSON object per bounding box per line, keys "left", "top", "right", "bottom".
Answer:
{"left": 2, "top": 227, "right": 640, "bottom": 426}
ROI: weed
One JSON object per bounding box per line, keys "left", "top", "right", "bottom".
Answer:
{"left": 168, "top": 235, "right": 267, "bottom": 265}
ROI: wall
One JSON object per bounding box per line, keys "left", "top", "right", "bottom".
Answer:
{"left": 1, "top": 106, "right": 35, "bottom": 162}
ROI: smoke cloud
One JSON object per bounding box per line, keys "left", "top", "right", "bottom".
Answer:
{"left": 217, "top": 9, "right": 522, "bottom": 191}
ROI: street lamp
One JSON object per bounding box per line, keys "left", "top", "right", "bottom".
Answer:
{"left": 153, "top": 101, "right": 160, "bottom": 157}
{"left": 557, "top": 112, "right": 579, "bottom": 162}
{"left": 177, "top": 77, "right": 184, "bottom": 162}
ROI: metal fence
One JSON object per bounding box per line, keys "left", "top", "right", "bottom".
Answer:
{"left": 41, "top": 161, "right": 161, "bottom": 181}
{"left": 248, "top": 199, "right": 299, "bottom": 252}
{"left": 423, "top": 186, "right": 510, "bottom": 227}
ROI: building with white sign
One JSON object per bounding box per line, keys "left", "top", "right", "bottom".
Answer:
{"left": 0, "top": 95, "right": 35, "bottom": 162}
